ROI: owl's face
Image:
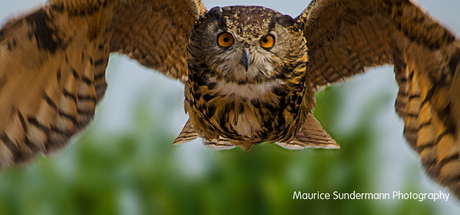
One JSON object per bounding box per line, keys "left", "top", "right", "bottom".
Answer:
{"left": 188, "top": 6, "right": 305, "bottom": 84}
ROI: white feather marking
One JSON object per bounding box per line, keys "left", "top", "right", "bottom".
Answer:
{"left": 210, "top": 77, "right": 284, "bottom": 100}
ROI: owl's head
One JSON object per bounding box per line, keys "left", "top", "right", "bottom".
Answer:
{"left": 187, "top": 6, "right": 307, "bottom": 84}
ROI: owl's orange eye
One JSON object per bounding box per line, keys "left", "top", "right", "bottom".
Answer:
{"left": 260, "top": 34, "right": 275, "bottom": 48}
{"left": 217, "top": 32, "right": 234, "bottom": 47}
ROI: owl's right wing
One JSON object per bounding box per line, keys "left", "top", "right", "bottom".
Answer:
{"left": 296, "top": 0, "right": 460, "bottom": 197}
{"left": 0, "top": 0, "right": 206, "bottom": 167}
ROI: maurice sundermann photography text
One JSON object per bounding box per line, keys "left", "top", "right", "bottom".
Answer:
{"left": 293, "top": 191, "right": 450, "bottom": 202}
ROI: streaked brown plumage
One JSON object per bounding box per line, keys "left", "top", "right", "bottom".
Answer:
{"left": 1, "top": 0, "right": 460, "bottom": 198}
{"left": 0, "top": 0, "right": 205, "bottom": 165}
{"left": 180, "top": 6, "right": 327, "bottom": 151}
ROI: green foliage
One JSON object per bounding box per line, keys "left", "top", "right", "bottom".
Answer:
{"left": 0, "top": 84, "right": 441, "bottom": 215}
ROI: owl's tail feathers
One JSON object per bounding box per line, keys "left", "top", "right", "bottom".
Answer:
{"left": 202, "top": 139, "right": 236, "bottom": 150}
{"left": 173, "top": 119, "right": 200, "bottom": 145}
{"left": 173, "top": 119, "right": 236, "bottom": 150}
{"left": 276, "top": 113, "right": 339, "bottom": 150}
{"left": 394, "top": 41, "right": 460, "bottom": 198}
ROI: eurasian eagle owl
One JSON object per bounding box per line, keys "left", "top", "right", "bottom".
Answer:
{"left": 1, "top": 0, "right": 460, "bottom": 198}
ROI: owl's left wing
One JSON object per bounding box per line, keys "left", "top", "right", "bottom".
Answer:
{"left": 109, "top": 0, "right": 207, "bottom": 82}
{"left": 0, "top": 0, "right": 206, "bottom": 168}
{"left": 296, "top": 0, "right": 460, "bottom": 197}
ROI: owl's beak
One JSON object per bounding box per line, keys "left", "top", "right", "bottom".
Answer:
{"left": 241, "top": 48, "right": 251, "bottom": 71}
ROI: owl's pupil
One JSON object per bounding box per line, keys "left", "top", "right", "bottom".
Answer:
{"left": 223, "top": 37, "right": 230, "bottom": 42}
{"left": 263, "top": 38, "right": 269, "bottom": 43}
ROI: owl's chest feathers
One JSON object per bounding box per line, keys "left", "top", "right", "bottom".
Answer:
{"left": 186, "top": 72, "right": 303, "bottom": 142}
{"left": 209, "top": 78, "right": 284, "bottom": 137}
{"left": 210, "top": 77, "right": 283, "bottom": 100}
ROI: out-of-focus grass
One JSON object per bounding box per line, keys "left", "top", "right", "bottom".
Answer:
{"left": 0, "top": 84, "right": 439, "bottom": 215}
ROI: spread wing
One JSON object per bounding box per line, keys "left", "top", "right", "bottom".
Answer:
{"left": 110, "top": 0, "right": 206, "bottom": 81}
{"left": 0, "top": 0, "right": 206, "bottom": 167}
{"left": 296, "top": 0, "right": 460, "bottom": 197}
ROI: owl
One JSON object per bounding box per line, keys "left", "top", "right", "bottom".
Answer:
{"left": 1, "top": 0, "right": 460, "bottom": 199}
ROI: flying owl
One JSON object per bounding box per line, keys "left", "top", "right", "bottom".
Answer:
{"left": 1, "top": 0, "right": 460, "bottom": 198}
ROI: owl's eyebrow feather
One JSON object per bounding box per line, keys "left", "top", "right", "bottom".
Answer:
{"left": 268, "top": 14, "right": 295, "bottom": 32}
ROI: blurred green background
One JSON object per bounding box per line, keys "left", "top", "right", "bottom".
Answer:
{"left": 1, "top": 0, "right": 460, "bottom": 214}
